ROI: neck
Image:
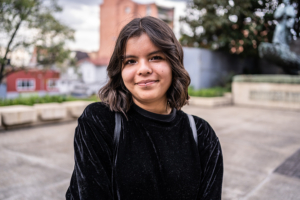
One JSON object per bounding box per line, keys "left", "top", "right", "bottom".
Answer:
{"left": 133, "top": 98, "right": 171, "bottom": 115}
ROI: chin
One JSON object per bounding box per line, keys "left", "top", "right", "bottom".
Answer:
{"left": 137, "top": 95, "right": 159, "bottom": 102}
{"left": 135, "top": 93, "right": 162, "bottom": 103}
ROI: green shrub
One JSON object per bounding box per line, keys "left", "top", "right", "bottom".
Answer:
{"left": 188, "top": 87, "right": 230, "bottom": 97}
{"left": 0, "top": 95, "right": 99, "bottom": 107}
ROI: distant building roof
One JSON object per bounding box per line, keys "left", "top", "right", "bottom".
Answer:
{"left": 99, "top": 0, "right": 155, "bottom": 5}
{"left": 75, "top": 51, "right": 90, "bottom": 61}
{"left": 89, "top": 57, "right": 110, "bottom": 66}
{"left": 78, "top": 57, "right": 110, "bottom": 66}
{"left": 132, "top": 0, "right": 155, "bottom": 4}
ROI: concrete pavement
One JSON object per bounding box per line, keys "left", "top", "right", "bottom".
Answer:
{"left": 184, "top": 105, "right": 300, "bottom": 200}
{"left": 0, "top": 105, "right": 299, "bottom": 200}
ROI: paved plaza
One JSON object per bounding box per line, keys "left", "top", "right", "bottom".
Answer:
{"left": 0, "top": 105, "right": 299, "bottom": 200}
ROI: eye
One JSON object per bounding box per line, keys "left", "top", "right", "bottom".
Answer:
{"left": 124, "top": 59, "right": 136, "bottom": 65}
{"left": 150, "top": 55, "right": 163, "bottom": 61}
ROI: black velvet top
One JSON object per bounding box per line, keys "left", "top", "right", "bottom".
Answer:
{"left": 66, "top": 102, "right": 223, "bottom": 200}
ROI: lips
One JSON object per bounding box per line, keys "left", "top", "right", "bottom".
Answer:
{"left": 136, "top": 80, "right": 158, "bottom": 86}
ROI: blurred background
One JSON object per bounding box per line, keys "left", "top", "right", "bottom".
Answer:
{"left": 0, "top": 0, "right": 299, "bottom": 199}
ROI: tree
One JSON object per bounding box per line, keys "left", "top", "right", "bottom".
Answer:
{"left": 0, "top": 0, "right": 74, "bottom": 83}
{"left": 36, "top": 43, "right": 72, "bottom": 68}
{"left": 180, "top": 0, "right": 298, "bottom": 58}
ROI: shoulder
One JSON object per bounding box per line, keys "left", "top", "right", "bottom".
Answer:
{"left": 194, "top": 115, "right": 219, "bottom": 144}
{"left": 80, "top": 102, "right": 114, "bottom": 123}
{"left": 190, "top": 115, "right": 222, "bottom": 159}
{"left": 77, "top": 102, "right": 115, "bottom": 137}
{"left": 72, "top": 103, "right": 116, "bottom": 167}
{"left": 180, "top": 110, "right": 219, "bottom": 146}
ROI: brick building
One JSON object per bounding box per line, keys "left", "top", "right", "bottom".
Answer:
{"left": 97, "top": 0, "right": 174, "bottom": 65}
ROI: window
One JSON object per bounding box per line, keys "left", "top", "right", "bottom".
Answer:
{"left": 16, "top": 79, "right": 35, "bottom": 91}
{"left": 146, "top": 5, "right": 152, "bottom": 16}
{"left": 47, "top": 79, "right": 57, "bottom": 89}
{"left": 125, "top": 6, "right": 131, "bottom": 14}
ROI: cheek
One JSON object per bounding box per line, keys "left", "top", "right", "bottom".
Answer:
{"left": 122, "top": 68, "right": 136, "bottom": 86}
{"left": 161, "top": 65, "right": 172, "bottom": 85}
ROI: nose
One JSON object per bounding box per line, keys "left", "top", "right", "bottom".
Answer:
{"left": 137, "top": 59, "right": 152, "bottom": 76}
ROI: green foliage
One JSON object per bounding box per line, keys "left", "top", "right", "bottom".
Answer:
{"left": 0, "top": 0, "right": 74, "bottom": 82}
{"left": 36, "top": 42, "right": 72, "bottom": 68}
{"left": 180, "top": 0, "right": 299, "bottom": 58}
{"left": 35, "top": 9, "right": 75, "bottom": 67}
{"left": 188, "top": 87, "right": 230, "bottom": 97}
{"left": 0, "top": 95, "right": 98, "bottom": 107}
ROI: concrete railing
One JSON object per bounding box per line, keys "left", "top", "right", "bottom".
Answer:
{"left": 0, "top": 101, "right": 94, "bottom": 130}
{"left": 189, "top": 93, "right": 232, "bottom": 107}
{"left": 232, "top": 75, "right": 300, "bottom": 110}
{"left": 0, "top": 105, "right": 37, "bottom": 127}
{"left": 0, "top": 94, "right": 235, "bottom": 130}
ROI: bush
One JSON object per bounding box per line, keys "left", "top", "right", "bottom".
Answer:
{"left": 188, "top": 87, "right": 230, "bottom": 97}
{"left": 0, "top": 95, "right": 98, "bottom": 107}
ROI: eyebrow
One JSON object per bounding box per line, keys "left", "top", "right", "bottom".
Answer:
{"left": 122, "top": 50, "right": 163, "bottom": 60}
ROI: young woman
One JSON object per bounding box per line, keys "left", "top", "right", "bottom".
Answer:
{"left": 66, "top": 16, "right": 223, "bottom": 200}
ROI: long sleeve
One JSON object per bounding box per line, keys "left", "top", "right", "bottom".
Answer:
{"left": 66, "top": 103, "right": 115, "bottom": 200}
{"left": 66, "top": 104, "right": 223, "bottom": 200}
{"left": 195, "top": 118, "right": 224, "bottom": 200}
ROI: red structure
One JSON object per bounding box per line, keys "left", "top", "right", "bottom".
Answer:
{"left": 97, "top": 0, "right": 174, "bottom": 65}
{"left": 5, "top": 69, "right": 60, "bottom": 98}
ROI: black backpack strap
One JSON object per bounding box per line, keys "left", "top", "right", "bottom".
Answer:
{"left": 187, "top": 114, "right": 202, "bottom": 183}
{"left": 113, "top": 112, "right": 122, "bottom": 200}
{"left": 114, "top": 112, "right": 122, "bottom": 148}
{"left": 187, "top": 114, "right": 198, "bottom": 145}
{"left": 113, "top": 112, "right": 122, "bottom": 166}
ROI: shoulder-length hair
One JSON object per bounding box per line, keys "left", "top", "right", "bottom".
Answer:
{"left": 99, "top": 16, "right": 190, "bottom": 113}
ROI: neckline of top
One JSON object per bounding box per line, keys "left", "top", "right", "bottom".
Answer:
{"left": 132, "top": 103, "right": 176, "bottom": 123}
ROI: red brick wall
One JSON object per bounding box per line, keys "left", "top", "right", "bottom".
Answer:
{"left": 98, "top": 0, "right": 158, "bottom": 63}
{"left": 6, "top": 70, "right": 60, "bottom": 92}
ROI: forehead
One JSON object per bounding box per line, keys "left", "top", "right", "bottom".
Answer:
{"left": 125, "top": 33, "right": 160, "bottom": 55}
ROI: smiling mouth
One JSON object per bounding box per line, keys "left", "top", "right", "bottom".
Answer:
{"left": 136, "top": 80, "right": 158, "bottom": 86}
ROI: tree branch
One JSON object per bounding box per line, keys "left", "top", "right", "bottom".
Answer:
{"left": 3, "top": 66, "right": 26, "bottom": 78}
{"left": 0, "top": 18, "right": 23, "bottom": 83}
{"left": 0, "top": 6, "right": 33, "bottom": 83}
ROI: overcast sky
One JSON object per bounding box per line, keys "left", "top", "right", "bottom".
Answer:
{"left": 56, "top": 0, "right": 187, "bottom": 53}
{"left": 56, "top": 0, "right": 102, "bottom": 52}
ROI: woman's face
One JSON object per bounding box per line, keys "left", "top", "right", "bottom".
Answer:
{"left": 121, "top": 33, "right": 172, "bottom": 106}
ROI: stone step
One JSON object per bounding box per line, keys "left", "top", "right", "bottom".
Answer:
{"left": 33, "top": 103, "right": 67, "bottom": 121}
{"left": 189, "top": 95, "right": 232, "bottom": 107}
{"left": 0, "top": 101, "right": 95, "bottom": 129}
{"left": 62, "top": 101, "right": 94, "bottom": 118}
{"left": 0, "top": 105, "right": 37, "bottom": 126}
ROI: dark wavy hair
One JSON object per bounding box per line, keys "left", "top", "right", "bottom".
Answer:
{"left": 98, "top": 16, "right": 190, "bottom": 113}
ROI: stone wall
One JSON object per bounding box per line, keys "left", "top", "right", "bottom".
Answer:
{"left": 0, "top": 101, "right": 93, "bottom": 130}
{"left": 183, "top": 47, "right": 243, "bottom": 89}
{"left": 232, "top": 75, "right": 300, "bottom": 110}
